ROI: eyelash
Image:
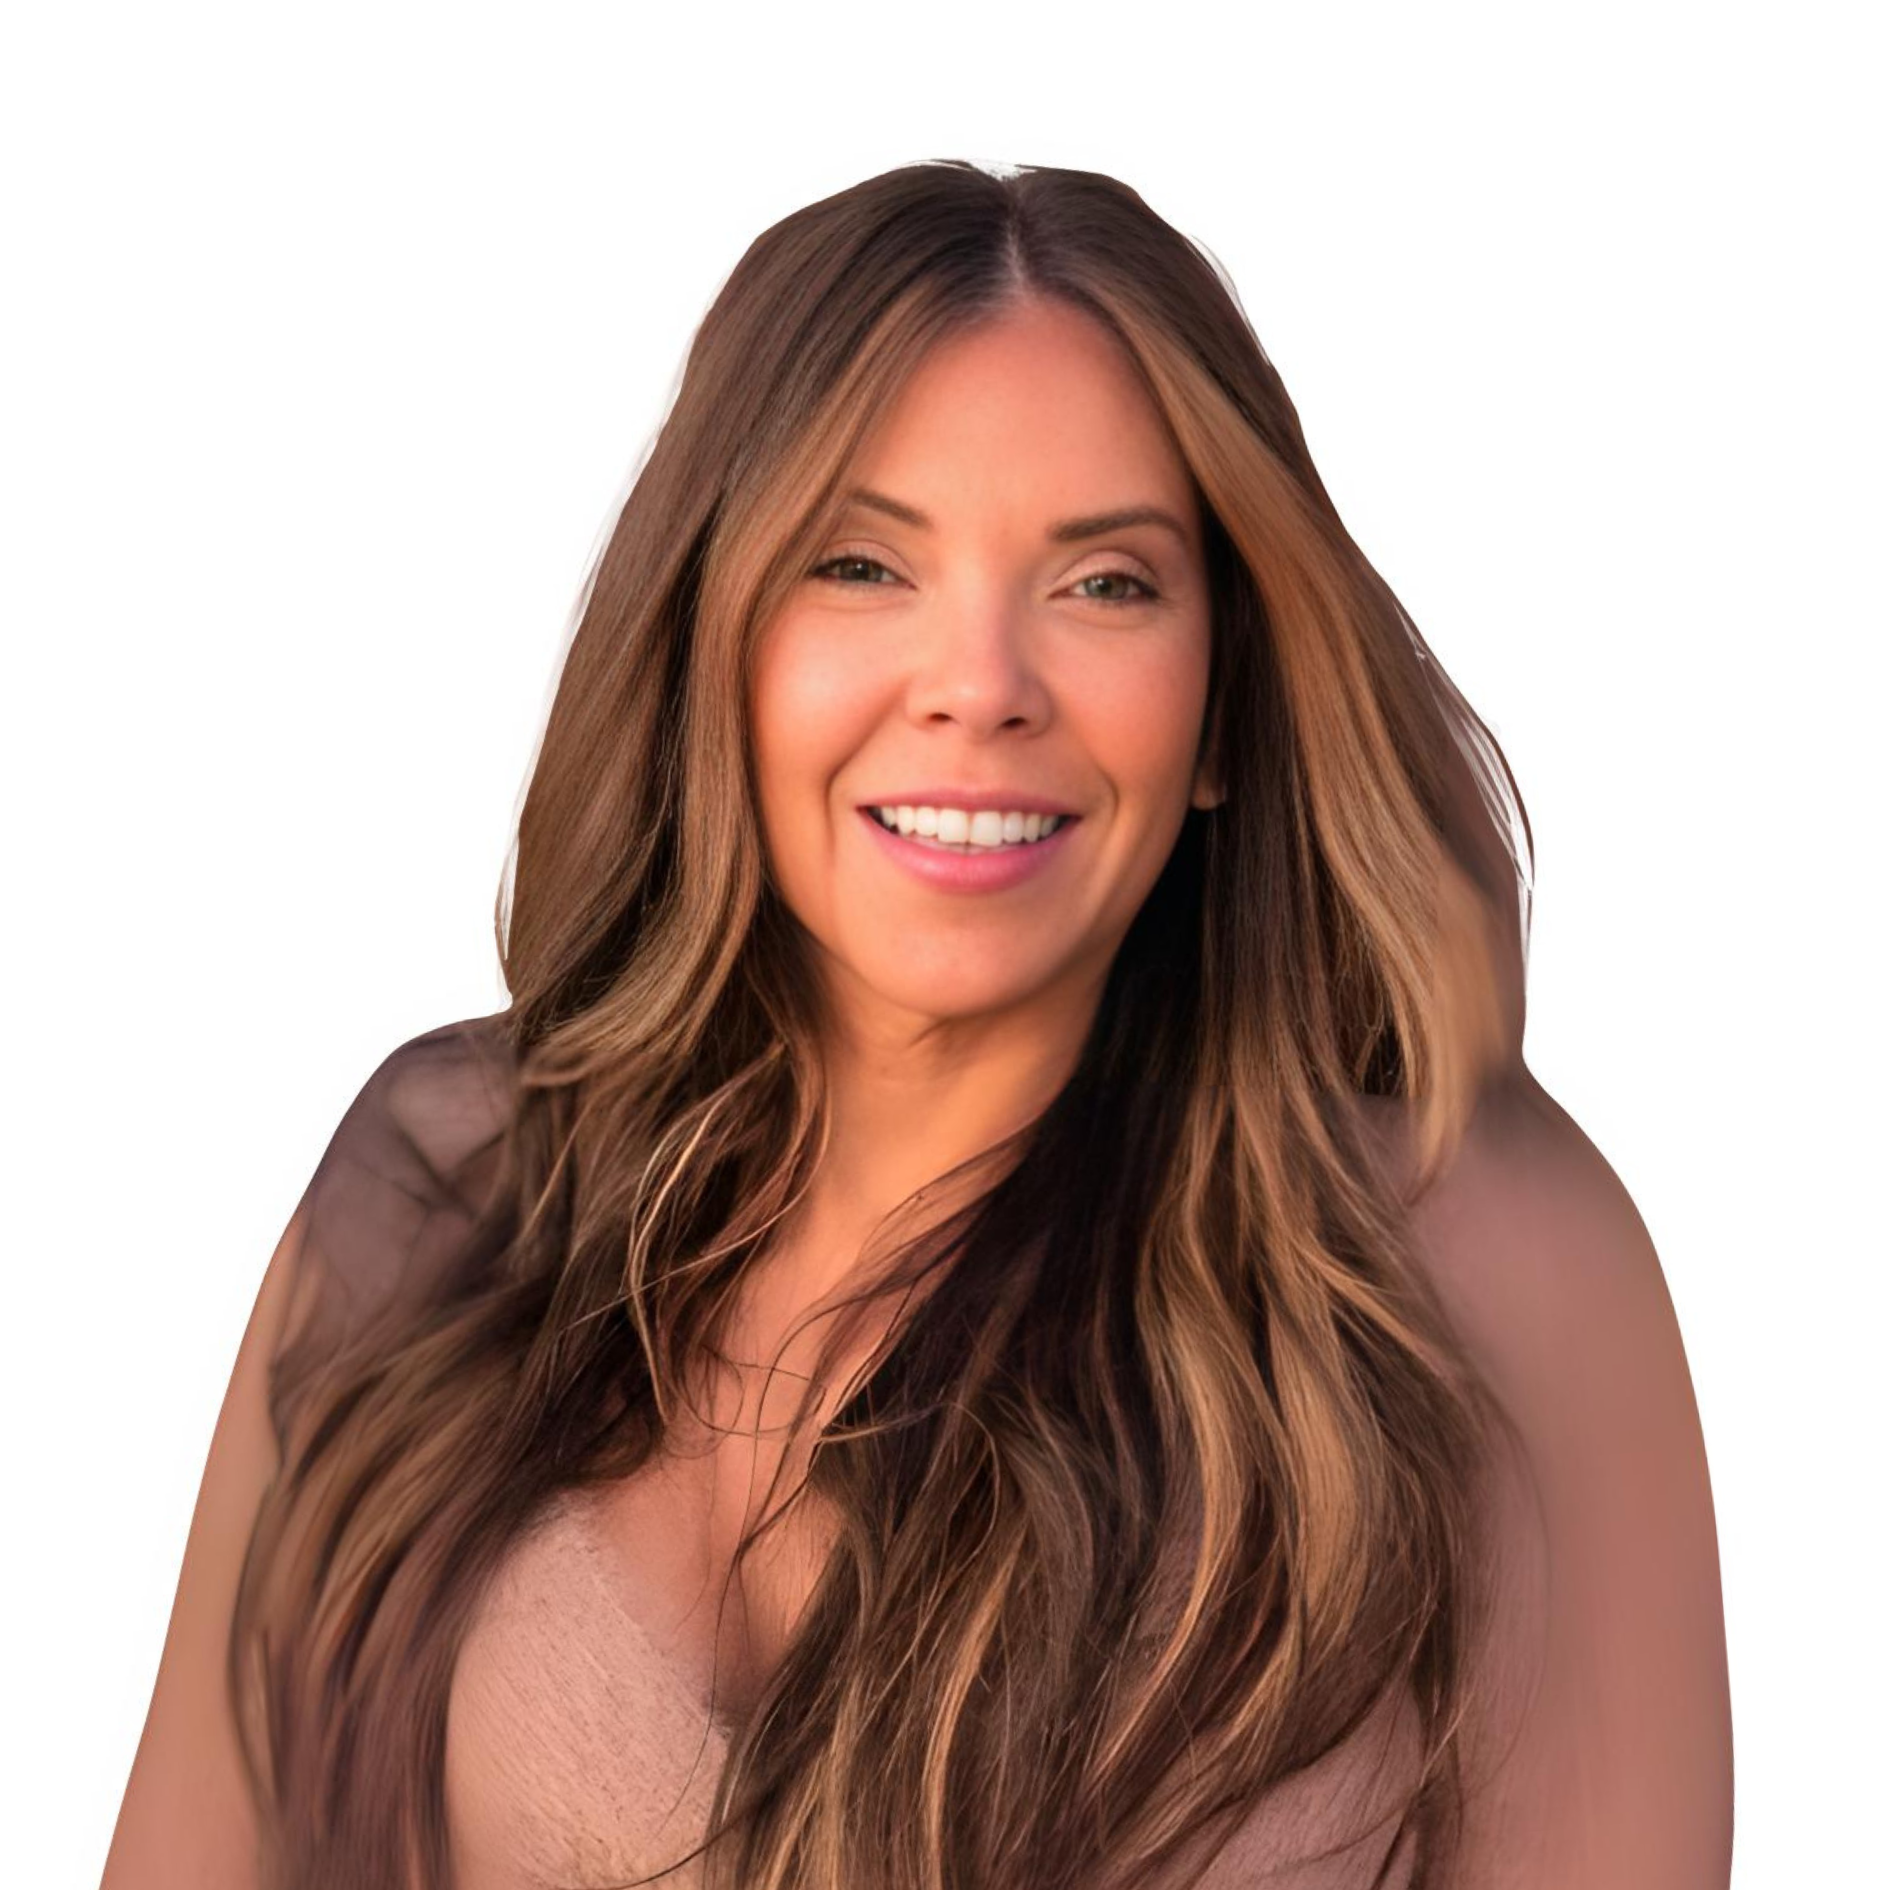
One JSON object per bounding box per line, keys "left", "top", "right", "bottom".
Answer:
{"left": 808, "top": 551, "right": 1163, "bottom": 607}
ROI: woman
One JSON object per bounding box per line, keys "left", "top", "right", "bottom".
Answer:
{"left": 101, "top": 160, "right": 1731, "bottom": 1889}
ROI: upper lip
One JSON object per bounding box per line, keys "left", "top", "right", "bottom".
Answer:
{"left": 858, "top": 788, "right": 1079, "bottom": 817}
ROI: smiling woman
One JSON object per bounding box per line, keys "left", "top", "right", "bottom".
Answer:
{"left": 101, "top": 160, "right": 1731, "bottom": 1890}
{"left": 749, "top": 300, "right": 1220, "bottom": 1036}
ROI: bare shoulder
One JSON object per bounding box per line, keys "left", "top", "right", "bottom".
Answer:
{"left": 1352, "top": 1077, "right": 1670, "bottom": 1420}
{"left": 1354, "top": 1077, "right": 1733, "bottom": 1886}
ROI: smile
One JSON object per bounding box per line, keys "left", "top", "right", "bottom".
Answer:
{"left": 855, "top": 805, "right": 1079, "bottom": 892}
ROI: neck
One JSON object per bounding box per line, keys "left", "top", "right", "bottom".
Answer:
{"left": 830, "top": 985, "right": 1094, "bottom": 1208}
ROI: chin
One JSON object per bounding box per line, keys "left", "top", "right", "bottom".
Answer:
{"left": 853, "top": 956, "right": 1059, "bottom": 1028}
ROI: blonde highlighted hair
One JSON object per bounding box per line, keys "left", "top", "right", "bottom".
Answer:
{"left": 234, "top": 159, "right": 1534, "bottom": 1889}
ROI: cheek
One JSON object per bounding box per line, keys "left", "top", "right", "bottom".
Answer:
{"left": 748, "top": 621, "right": 876, "bottom": 866}
{"left": 1074, "top": 629, "right": 1213, "bottom": 800}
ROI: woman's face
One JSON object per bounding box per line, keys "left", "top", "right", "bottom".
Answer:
{"left": 748, "top": 296, "right": 1218, "bottom": 1038}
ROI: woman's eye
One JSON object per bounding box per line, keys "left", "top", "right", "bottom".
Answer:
{"left": 1071, "top": 569, "right": 1161, "bottom": 606}
{"left": 810, "top": 553, "right": 900, "bottom": 587}
{"left": 807, "top": 555, "right": 1161, "bottom": 605}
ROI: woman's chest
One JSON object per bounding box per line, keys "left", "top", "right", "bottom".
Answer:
{"left": 589, "top": 1400, "right": 843, "bottom": 1723}
{"left": 443, "top": 1394, "right": 845, "bottom": 1888}
{"left": 442, "top": 1463, "right": 1424, "bottom": 1890}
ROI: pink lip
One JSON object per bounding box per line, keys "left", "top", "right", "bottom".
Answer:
{"left": 855, "top": 806, "right": 1079, "bottom": 893}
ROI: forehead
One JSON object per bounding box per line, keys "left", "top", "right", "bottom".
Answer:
{"left": 845, "top": 300, "right": 1196, "bottom": 516}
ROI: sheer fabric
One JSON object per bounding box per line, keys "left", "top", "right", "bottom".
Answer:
{"left": 267, "top": 1014, "right": 517, "bottom": 1457}
{"left": 258, "top": 1015, "right": 1728, "bottom": 1889}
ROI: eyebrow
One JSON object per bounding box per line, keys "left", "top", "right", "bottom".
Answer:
{"left": 843, "top": 486, "right": 1192, "bottom": 547}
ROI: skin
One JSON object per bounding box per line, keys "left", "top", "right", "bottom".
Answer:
{"left": 745, "top": 294, "right": 1224, "bottom": 1316}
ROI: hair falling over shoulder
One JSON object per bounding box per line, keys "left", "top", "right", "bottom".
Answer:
{"left": 230, "top": 159, "right": 1537, "bottom": 1890}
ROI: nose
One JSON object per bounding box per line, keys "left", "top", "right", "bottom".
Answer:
{"left": 902, "top": 594, "right": 1053, "bottom": 739}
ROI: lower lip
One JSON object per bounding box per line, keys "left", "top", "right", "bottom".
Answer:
{"left": 856, "top": 808, "right": 1079, "bottom": 892}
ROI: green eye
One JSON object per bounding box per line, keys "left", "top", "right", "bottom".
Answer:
{"left": 1073, "top": 570, "right": 1161, "bottom": 606}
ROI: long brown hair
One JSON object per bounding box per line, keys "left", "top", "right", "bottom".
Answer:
{"left": 232, "top": 158, "right": 1534, "bottom": 1889}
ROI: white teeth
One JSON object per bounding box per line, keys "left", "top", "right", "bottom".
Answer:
{"left": 869, "top": 805, "right": 1066, "bottom": 849}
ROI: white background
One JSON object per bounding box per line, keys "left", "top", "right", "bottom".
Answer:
{"left": 4, "top": 4, "right": 1881, "bottom": 1882}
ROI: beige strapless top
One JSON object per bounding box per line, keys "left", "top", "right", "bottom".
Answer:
{"left": 442, "top": 1479, "right": 1423, "bottom": 1890}
{"left": 445, "top": 1484, "right": 736, "bottom": 1890}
